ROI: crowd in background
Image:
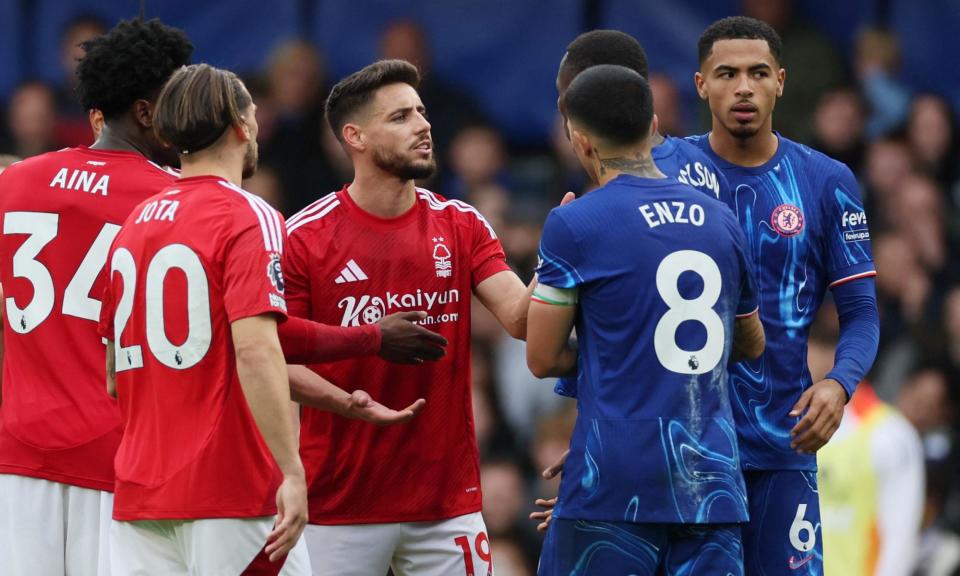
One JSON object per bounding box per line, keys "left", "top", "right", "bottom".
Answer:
{"left": 1, "top": 4, "right": 959, "bottom": 575}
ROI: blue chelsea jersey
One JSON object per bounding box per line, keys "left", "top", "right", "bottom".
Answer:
{"left": 537, "top": 174, "right": 757, "bottom": 524}
{"left": 689, "top": 133, "right": 876, "bottom": 471}
{"left": 553, "top": 135, "right": 727, "bottom": 399}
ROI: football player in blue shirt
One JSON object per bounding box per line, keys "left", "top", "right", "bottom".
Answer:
{"left": 552, "top": 30, "right": 729, "bottom": 401}
{"left": 689, "top": 16, "right": 880, "bottom": 575}
{"left": 527, "top": 64, "right": 765, "bottom": 575}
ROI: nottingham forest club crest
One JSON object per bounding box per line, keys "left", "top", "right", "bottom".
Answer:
{"left": 771, "top": 204, "right": 804, "bottom": 237}
{"left": 432, "top": 236, "right": 452, "bottom": 278}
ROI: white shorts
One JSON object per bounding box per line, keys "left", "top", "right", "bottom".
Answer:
{"left": 305, "top": 511, "right": 492, "bottom": 576}
{"left": 0, "top": 473, "right": 113, "bottom": 576}
{"left": 110, "top": 516, "right": 311, "bottom": 576}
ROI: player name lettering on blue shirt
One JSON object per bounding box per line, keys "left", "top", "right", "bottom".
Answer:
{"left": 639, "top": 201, "right": 705, "bottom": 228}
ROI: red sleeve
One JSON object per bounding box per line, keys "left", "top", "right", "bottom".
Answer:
{"left": 277, "top": 316, "right": 381, "bottom": 363}
{"left": 222, "top": 212, "right": 288, "bottom": 323}
{"left": 469, "top": 212, "right": 510, "bottom": 289}
{"left": 282, "top": 231, "right": 312, "bottom": 319}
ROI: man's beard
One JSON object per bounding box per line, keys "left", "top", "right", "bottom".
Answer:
{"left": 373, "top": 146, "right": 436, "bottom": 181}
{"left": 242, "top": 141, "right": 258, "bottom": 179}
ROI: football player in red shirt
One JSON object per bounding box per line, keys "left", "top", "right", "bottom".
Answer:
{"left": 0, "top": 19, "right": 191, "bottom": 576}
{"left": 285, "top": 59, "right": 539, "bottom": 576}
{"left": 0, "top": 19, "right": 444, "bottom": 576}
{"left": 101, "top": 63, "right": 309, "bottom": 575}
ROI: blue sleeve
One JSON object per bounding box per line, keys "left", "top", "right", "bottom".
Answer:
{"left": 536, "top": 209, "right": 584, "bottom": 289}
{"left": 555, "top": 375, "right": 578, "bottom": 398}
{"left": 823, "top": 163, "right": 876, "bottom": 287}
{"left": 825, "top": 276, "right": 880, "bottom": 400}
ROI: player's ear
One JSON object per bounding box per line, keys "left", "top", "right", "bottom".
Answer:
{"left": 694, "top": 72, "right": 707, "bottom": 101}
{"left": 133, "top": 99, "right": 153, "bottom": 129}
{"left": 571, "top": 129, "right": 591, "bottom": 158}
{"left": 342, "top": 123, "right": 365, "bottom": 153}
{"left": 776, "top": 67, "right": 785, "bottom": 98}
{"left": 650, "top": 114, "right": 659, "bottom": 140}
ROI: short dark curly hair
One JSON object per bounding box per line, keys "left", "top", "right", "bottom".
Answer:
{"left": 76, "top": 18, "right": 193, "bottom": 119}
{"left": 698, "top": 16, "right": 782, "bottom": 65}
{"left": 562, "top": 30, "right": 649, "bottom": 81}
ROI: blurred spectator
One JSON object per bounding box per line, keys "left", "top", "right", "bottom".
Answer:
{"left": 741, "top": 0, "right": 843, "bottom": 142}
{"left": 855, "top": 27, "right": 911, "bottom": 138}
{"left": 889, "top": 175, "right": 949, "bottom": 284}
{"left": 896, "top": 368, "right": 954, "bottom": 443}
{"left": 481, "top": 458, "right": 527, "bottom": 538}
{"left": 445, "top": 123, "right": 510, "bottom": 200}
{"left": 916, "top": 462, "right": 960, "bottom": 576}
{"left": 863, "top": 136, "right": 915, "bottom": 232}
{"left": 907, "top": 94, "right": 958, "bottom": 190}
{"left": 945, "top": 288, "right": 960, "bottom": 370}
{"left": 814, "top": 339, "right": 924, "bottom": 576}
{"left": 811, "top": 86, "right": 867, "bottom": 174}
{"left": 257, "top": 39, "right": 328, "bottom": 214}
{"left": 649, "top": 72, "right": 684, "bottom": 136}
{"left": 3, "top": 81, "right": 59, "bottom": 158}
{"left": 55, "top": 14, "right": 106, "bottom": 146}
{"left": 491, "top": 538, "right": 533, "bottom": 576}
{"left": 379, "top": 20, "right": 486, "bottom": 163}
{"left": 549, "top": 113, "right": 590, "bottom": 197}
{"left": 242, "top": 165, "right": 284, "bottom": 211}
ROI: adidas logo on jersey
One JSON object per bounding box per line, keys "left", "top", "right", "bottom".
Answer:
{"left": 335, "top": 259, "right": 368, "bottom": 284}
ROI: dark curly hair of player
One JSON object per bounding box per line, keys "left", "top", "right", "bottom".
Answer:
{"left": 698, "top": 16, "right": 782, "bottom": 65}
{"left": 76, "top": 17, "right": 193, "bottom": 119}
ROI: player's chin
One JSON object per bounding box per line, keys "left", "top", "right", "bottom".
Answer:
{"left": 726, "top": 121, "right": 760, "bottom": 140}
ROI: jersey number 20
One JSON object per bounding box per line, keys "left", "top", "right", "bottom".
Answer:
{"left": 111, "top": 245, "right": 212, "bottom": 372}
{"left": 654, "top": 250, "right": 724, "bottom": 375}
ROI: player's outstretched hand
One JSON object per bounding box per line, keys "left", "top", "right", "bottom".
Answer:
{"left": 266, "top": 473, "right": 308, "bottom": 562}
{"left": 530, "top": 497, "right": 557, "bottom": 532}
{"left": 345, "top": 389, "right": 426, "bottom": 426}
{"left": 378, "top": 311, "right": 448, "bottom": 364}
{"left": 543, "top": 449, "right": 568, "bottom": 479}
{"left": 789, "top": 378, "right": 846, "bottom": 454}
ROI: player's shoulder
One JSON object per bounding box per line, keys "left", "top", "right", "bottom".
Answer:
{"left": 781, "top": 136, "right": 856, "bottom": 183}
{"left": 0, "top": 147, "right": 70, "bottom": 180}
{"left": 415, "top": 187, "right": 498, "bottom": 236}
{"left": 285, "top": 190, "right": 344, "bottom": 237}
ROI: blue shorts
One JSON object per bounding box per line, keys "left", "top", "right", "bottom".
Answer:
{"left": 538, "top": 519, "right": 743, "bottom": 576}
{"left": 742, "top": 470, "right": 823, "bottom": 575}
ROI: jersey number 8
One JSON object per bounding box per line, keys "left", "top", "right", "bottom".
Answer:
{"left": 654, "top": 250, "right": 725, "bottom": 375}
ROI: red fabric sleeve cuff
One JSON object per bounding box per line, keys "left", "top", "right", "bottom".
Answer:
{"left": 278, "top": 316, "right": 381, "bottom": 364}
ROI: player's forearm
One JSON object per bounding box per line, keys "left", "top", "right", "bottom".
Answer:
{"left": 277, "top": 316, "right": 381, "bottom": 364}
{"left": 506, "top": 276, "right": 537, "bottom": 340}
{"left": 529, "top": 345, "right": 578, "bottom": 378}
{"left": 234, "top": 328, "right": 303, "bottom": 477}
{"left": 827, "top": 277, "right": 879, "bottom": 399}
{"left": 105, "top": 340, "right": 117, "bottom": 398}
{"left": 288, "top": 364, "right": 352, "bottom": 415}
{"left": 731, "top": 312, "right": 764, "bottom": 362}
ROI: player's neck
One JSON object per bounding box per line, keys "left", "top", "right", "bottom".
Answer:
{"left": 594, "top": 147, "right": 666, "bottom": 186}
{"left": 708, "top": 123, "right": 779, "bottom": 167}
{"left": 347, "top": 172, "right": 417, "bottom": 218}
{"left": 90, "top": 124, "right": 151, "bottom": 158}
{"left": 178, "top": 154, "right": 242, "bottom": 186}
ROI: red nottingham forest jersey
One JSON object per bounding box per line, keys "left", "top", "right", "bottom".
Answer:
{"left": 98, "top": 176, "right": 288, "bottom": 520}
{"left": 285, "top": 186, "right": 510, "bottom": 524}
{"left": 0, "top": 147, "right": 176, "bottom": 491}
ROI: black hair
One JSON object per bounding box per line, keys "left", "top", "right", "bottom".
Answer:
{"left": 698, "top": 16, "right": 782, "bottom": 64}
{"left": 325, "top": 59, "right": 421, "bottom": 142}
{"left": 75, "top": 17, "right": 193, "bottom": 119}
{"left": 563, "top": 64, "right": 654, "bottom": 146}
{"left": 561, "top": 30, "right": 649, "bottom": 80}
